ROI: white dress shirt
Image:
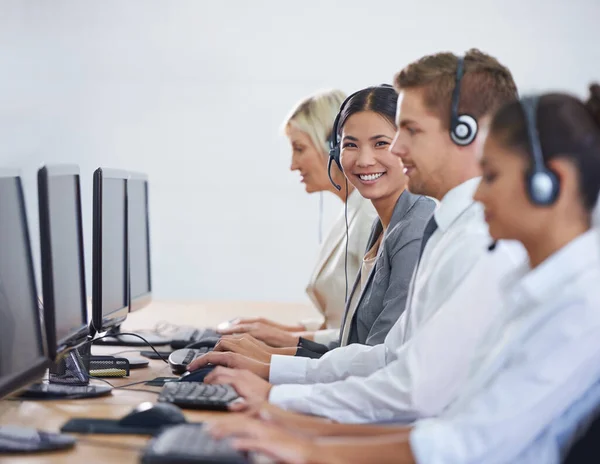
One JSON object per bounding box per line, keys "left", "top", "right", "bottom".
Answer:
{"left": 268, "top": 178, "right": 526, "bottom": 423}
{"left": 411, "top": 228, "right": 600, "bottom": 464}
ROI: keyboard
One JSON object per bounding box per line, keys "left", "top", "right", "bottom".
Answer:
{"left": 168, "top": 347, "right": 212, "bottom": 375}
{"left": 141, "top": 423, "right": 248, "bottom": 463}
{"left": 19, "top": 382, "right": 113, "bottom": 399}
{"left": 0, "top": 426, "right": 76, "bottom": 453}
{"left": 158, "top": 383, "right": 240, "bottom": 411}
{"left": 170, "top": 328, "right": 221, "bottom": 349}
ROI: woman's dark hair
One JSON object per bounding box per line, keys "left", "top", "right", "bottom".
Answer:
{"left": 337, "top": 86, "right": 399, "bottom": 136}
{"left": 490, "top": 83, "right": 600, "bottom": 211}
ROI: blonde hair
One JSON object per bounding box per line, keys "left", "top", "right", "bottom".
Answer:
{"left": 283, "top": 89, "right": 347, "bottom": 156}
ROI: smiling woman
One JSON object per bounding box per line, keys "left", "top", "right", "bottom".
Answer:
{"left": 217, "top": 89, "right": 378, "bottom": 348}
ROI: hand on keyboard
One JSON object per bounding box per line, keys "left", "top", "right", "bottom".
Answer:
{"left": 214, "top": 337, "right": 274, "bottom": 363}
{"left": 202, "top": 366, "right": 272, "bottom": 409}
{"left": 186, "top": 351, "right": 270, "bottom": 380}
{"left": 206, "top": 418, "right": 315, "bottom": 464}
{"left": 216, "top": 322, "right": 300, "bottom": 348}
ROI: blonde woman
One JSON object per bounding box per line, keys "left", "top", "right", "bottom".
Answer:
{"left": 220, "top": 90, "right": 377, "bottom": 347}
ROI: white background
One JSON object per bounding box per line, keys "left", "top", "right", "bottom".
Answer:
{"left": 0, "top": 0, "right": 598, "bottom": 304}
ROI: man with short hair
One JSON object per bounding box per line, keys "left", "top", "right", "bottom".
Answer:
{"left": 189, "top": 49, "right": 525, "bottom": 424}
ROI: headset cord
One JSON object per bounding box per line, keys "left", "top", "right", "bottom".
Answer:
{"left": 318, "top": 191, "right": 324, "bottom": 244}
{"left": 91, "top": 332, "right": 169, "bottom": 364}
{"left": 344, "top": 178, "right": 349, "bottom": 303}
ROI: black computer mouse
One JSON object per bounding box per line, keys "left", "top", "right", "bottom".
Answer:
{"left": 185, "top": 337, "right": 220, "bottom": 350}
{"left": 119, "top": 402, "right": 187, "bottom": 428}
{"left": 178, "top": 366, "right": 216, "bottom": 383}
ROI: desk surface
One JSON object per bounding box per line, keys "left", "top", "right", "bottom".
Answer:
{"left": 0, "top": 300, "right": 318, "bottom": 463}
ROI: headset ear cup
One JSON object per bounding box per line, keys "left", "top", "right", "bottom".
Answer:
{"left": 527, "top": 168, "right": 560, "bottom": 205}
{"left": 451, "top": 114, "right": 478, "bottom": 146}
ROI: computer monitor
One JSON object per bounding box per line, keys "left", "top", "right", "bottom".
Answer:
{"left": 128, "top": 172, "right": 152, "bottom": 312}
{"left": 39, "top": 165, "right": 89, "bottom": 359}
{"left": 0, "top": 170, "right": 49, "bottom": 398}
{"left": 92, "top": 168, "right": 129, "bottom": 334}
{"left": 19, "top": 165, "right": 112, "bottom": 400}
{"left": 92, "top": 168, "right": 168, "bottom": 348}
{"left": 0, "top": 170, "right": 75, "bottom": 453}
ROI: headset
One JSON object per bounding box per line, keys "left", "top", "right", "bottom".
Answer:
{"left": 521, "top": 96, "right": 560, "bottom": 206}
{"left": 450, "top": 56, "right": 478, "bottom": 146}
{"left": 325, "top": 84, "right": 393, "bottom": 303}
{"left": 327, "top": 84, "right": 394, "bottom": 191}
{"left": 488, "top": 96, "right": 560, "bottom": 253}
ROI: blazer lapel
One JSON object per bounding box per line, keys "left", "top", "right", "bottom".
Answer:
{"left": 340, "top": 190, "right": 422, "bottom": 344}
{"left": 339, "top": 219, "right": 382, "bottom": 344}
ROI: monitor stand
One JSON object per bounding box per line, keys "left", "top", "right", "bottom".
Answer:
{"left": 0, "top": 426, "right": 76, "bottom": 453}
{"left": 93, "top": 324, "right": 171, "bottom": 346}
{"left": 19, "top": 350, "right": 112, "bottom": 400}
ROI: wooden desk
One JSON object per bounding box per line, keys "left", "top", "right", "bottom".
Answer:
{"left": 0, "top": 300, "right": 318, "bottom": 463}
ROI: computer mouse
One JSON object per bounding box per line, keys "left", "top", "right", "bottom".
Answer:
{"left": 185, "top": 337, "right": 220, "bottom": 350}
{"left": 178, "top": 366, "right": 216, "bottom": 383}
{"left": 119, "top": 402, "right": 187, "bottom": 428}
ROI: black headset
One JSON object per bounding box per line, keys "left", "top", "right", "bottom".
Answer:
{"left": 450, "top": 56, "right": 478, "bottom": 146}
{"left": 521, "top": 96, "right": 560, "bottom": 206}
{"left": 327, "top": 84, "right": 394, "bottom": 191}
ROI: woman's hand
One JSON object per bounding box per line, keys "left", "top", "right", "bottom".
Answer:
{"left": 220, "top": 317, "right": 304, "bottom": 333}
{"left": 217, "top": 322, "right": 301, "bottom": 348}
{"left": 207, "top": 418, "right": 315, "bottom": 464}
{"left": 214, "top": 336, "right": 276, "bottom": 363}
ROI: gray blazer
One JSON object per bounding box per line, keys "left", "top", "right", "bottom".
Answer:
{"left": 335, "top": 190, "right": 435, "bottom": 348}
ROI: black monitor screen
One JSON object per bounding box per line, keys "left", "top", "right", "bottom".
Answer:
{"left": 0, "top": 174, "right": 47, "bottom": 398}
{"left": 101, "top": 178, "right": 128, "bottom": 317}
{"left": 129, "top": 178, "right": 151, "bottom": 304}
{"left": 39, "top": 167, "right": 89, "bottom": 356}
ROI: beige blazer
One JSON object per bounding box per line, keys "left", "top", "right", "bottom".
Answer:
{"left": 302, "top": 190, "right": 378, "bottom": 336}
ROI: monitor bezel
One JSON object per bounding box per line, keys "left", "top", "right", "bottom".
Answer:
{"left": 0, "top": 170, "right": 50, "bottom": 400}
{"left": 128, "top": 171, "right": 152, "bottom": 313}
{"left": 91, "top": 168, "right": 130, "bottom": 334}
{"left": 38, "top": 164, "right": 90, "bottom": 361}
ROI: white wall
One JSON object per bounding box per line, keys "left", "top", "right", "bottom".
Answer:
{"left": 0, "top": 0, "right": 598, "bottom": 303}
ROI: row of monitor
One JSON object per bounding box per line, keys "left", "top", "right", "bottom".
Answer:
{"left": 0, "top": 166, "right": 152, "bottom": 403}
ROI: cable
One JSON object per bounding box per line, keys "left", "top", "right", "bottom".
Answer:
{"left": 89, "top": 377, "right": 115, "bottom": 388}
{"left": 344, "top": 178, "right": 349, "bottom": 303}
{"left": 318, "top": 191, "right": 324, "bottom": 244}
{"left": 89, "top": 376, "right": 168, "bottom": 395}
{"left": 108, "top": 349, "right": 145, "bottom": 356}
{"left": 118, "top": 388, "right": 160, "bottom": 395}
{"left": 117, "top": 379, "right": 162, "bottom": 389}
{"left": 91, "top": 332, "right": 169, "bottom": 364}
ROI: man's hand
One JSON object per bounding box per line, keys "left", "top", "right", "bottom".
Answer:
{"left": 207, "top": 419, "right": 315, "bottom": 464}
{"left": 217, "top": 322, "right": 301, "bottom": 348}
{"left": 186, "top": 351, "right": 270, "bottom": 379}
{"left": 204, "top": 367, "right": 272, "bottom": 405}
{"left": 214, "top": 336, "right": 275, "bottom": 363}
{"left": 245, "top": 402, "right": 335, "bottom": 437}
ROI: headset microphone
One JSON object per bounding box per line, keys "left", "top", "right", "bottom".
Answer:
{"left": 487, "top": 241, "right": 497, "bottom": 252}
{"left": 327, "top": 156, "right": 342, "bottom": 191}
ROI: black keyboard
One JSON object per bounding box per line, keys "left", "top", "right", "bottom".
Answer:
{"left": 170, "top": 328, "right": 221, "bottom": 349}
{"left": 168, "top": 347, "right": 212, "bottom": 375}
{"left": 158, "top": 383, "right": 239, "bottom": 411}
{"left": 141, "top": 423, "right": 248, "bottom": 463}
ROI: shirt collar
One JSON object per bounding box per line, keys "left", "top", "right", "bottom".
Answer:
{"left": 433, "top": 177, "right": 481, "bottom": 231}
{"left": 505, "top": 228, "right": 600, "bottom": 308}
